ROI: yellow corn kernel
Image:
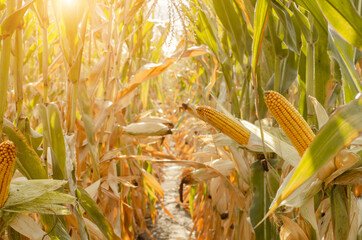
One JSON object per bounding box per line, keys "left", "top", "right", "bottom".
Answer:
{"left": 264, "top": 91, "right": 315, "bottom": 157}
{"left": 0, "top": 140, "right": 16, "bottom": 208}
{"left": 196, "top": 106, "right": 251, "bottom": 145}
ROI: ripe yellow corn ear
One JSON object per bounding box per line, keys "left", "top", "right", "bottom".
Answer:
{"left": 0, "top": 140, "right": 16, "bottom": 208}
{"left": 196, "top": 106, "right": 251, "bottom": 145}
{"left": 264, "top": 91, "right": 315, "bottom": 157}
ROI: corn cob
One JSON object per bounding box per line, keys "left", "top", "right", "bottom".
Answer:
{"left": 0, "top": 140, "right": 16, "bottom": 207}
{"left": 264, "top": 91, "right": 315, "bottom": 157}
{"left": 196, "top": 106, "right": 251, "bottom": 145}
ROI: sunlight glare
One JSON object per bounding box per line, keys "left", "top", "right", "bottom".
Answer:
{"left": 149, "top": 0, "right": 188, "bottom": 56}
{"left": 62, "top": 0, "right": 77, "bottom": 8}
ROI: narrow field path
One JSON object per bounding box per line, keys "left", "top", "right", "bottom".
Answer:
{"left": 139, "top": 163, "right": 193, "bottom": 240}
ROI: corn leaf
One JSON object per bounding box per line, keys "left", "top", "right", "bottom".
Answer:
{"left": 0, "top": 212, "right": 18, "bottom": 235}
{"left": 330, "top": 185, "right": 349, "bottom": 240}
{"left": 0, "top": 0, "right": 35, "bottom": 38}
{"left": 38, "top": 104, "right": 66, "bottom": 180}
{"left": 328, "top": 29, "right": 362, "bottom": 102}
{"left": 115, "top": 46, "right": 207, "bottom": 106}
{"left": 212, "top": 0, "right": 244, "bottom": 63}
{"left": 78, "top": 82, "right": 100, "bottom": 179}
{"left": 9, "top": 214, "right": 47, "bottom": 240}
{"left": 272, "top": 1, "right": 298, "bottom": 54}
{"left": 3, "top": 119, "right": 47, "bottom": 179}
{"left": 40, "top": 215, "right": 72, "bottom": 240}
{"left": 316, "top": 0, "right": 362, "bottom": 49}
{"left": 242, "top": 120, "right": 300, "bottom": 166}
{"left": 76, "top": 187, "right": 121, "bottom": 240}
{"left": 309, "top": 96, "right": 329, "bottom": 128}
{"left": 4, "top": 203, "right": 71, "bottom": 215}
{"left": 193, "top": 4, "right": 219, "bottom": 57}
{"left": 4, "top": 180, "right": 67, "bottom": 207}
{"left": 252, "top": 0, "right": 271, "bottom": 73}
{"left": 294, "top": 0, "right": 327, "bottom": 33}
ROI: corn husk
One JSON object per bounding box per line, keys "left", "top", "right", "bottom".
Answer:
{"left": 136, "top": 116, "right": 174, "bottom": 128}
{"left": 123, "top": 122, "right": 172, "bottom": 136}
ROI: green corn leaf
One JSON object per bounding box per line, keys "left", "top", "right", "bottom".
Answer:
{"left": 3, "top": 119, "right": 47, "bottom": 179}
{"left": 212, "top": 0, "right": 245, "bottom": 63}
{"left": 78, "top": 82, "right": 100, "bottom": 179}
{"left": 272, "top": 1, "right": 298, "bottom": 53}
{"left": 252, "top": 0, "right": 271, "bottom": 74}
{"left": 40, "top": 215, "right": 72, "bottom": 240}
{"left": 294, "top": 0, "right": 327, "bottom": 33}
{"left": 4, "top": 203, "right": 71, "bottom": 215}
{"left": 4, "top": 180, "right": 67, "bottom": 207}
{"left": 330, "top": 185, "right": 349, "bottom": 240}
{"left": 328, "top": 29, "right": 362, "bottom": 102}
{"left": 316, "top": 0, "right": 362, "bottom": 49}
{"left": 38, "top": 104, "right": 67, "bottom": 180}
{"left": 76, "top": 187, "right": 121, "bottom": 240}
{"left": 0, "top": 212, "right": 18, "bottom": 235}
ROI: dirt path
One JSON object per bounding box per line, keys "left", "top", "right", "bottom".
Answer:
{"left": 139, "top": 163, "right": 194, "bottom": 240}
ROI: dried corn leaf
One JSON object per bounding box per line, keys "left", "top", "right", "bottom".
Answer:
{"left": 9, "top": 214, "right": 49, "bottom": 240}
{"left": 84, "top": 218, "right": 107, "bottom": 240}
{"left": 142, "top": 169, "right": 164, "bottom": 198}
{"left": 280, "top": 216, "right": 309, "bottom": 240}
{"left": 0, "top": 0, "right": 35, "bottom": 38}
{"left": 85, "top": 179, "right": 101, "bottom": 201}
{"left": 114, "top": 46, "right": 208, "bottom": 108}
{"left": 300, "top": 198, "right": 319, "bottom": 236}
{"left": 325, "top": 150, "right": 360, "bottom": 185}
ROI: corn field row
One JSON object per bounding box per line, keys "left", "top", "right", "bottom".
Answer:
{"left": 0, "top": 0, "right": 361, "bottom": 239}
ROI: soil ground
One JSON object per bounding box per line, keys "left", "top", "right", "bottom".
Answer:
{"left": 138, "top": 164, "right": 194, "bottom": 240}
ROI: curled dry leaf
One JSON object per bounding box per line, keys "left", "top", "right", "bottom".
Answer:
{"left": 210, "top": 177, "right": 228, "bottom": 214}
{"left": 334, "top": 149, "right": 360, "bottom": 169}
{"left": 279, "top": 216, "right": 309, "bottom": 240}
{"left": 84, "top": 218, "right": 108, "bottom": 240}
{"left": 324, "top": 150, "right": 361, "bottom": 185}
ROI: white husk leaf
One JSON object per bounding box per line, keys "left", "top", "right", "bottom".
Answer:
{"left": 9, "top": 214, "right": 49, "bottom": 240}
{"left": 123, "top": 122, "right": 171, "bottom": 136}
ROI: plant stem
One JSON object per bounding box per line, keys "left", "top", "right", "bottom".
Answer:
{"left": 274, "top": 56, "right": 280, "bottom": 92}
{"left": 306, "top": 13, "right": 316, "bottom": 125}
{"left": 42, "top": 0, "right": 49, "bottom": 102}
{"left": 15, "top": 0, "right": 24, "bottom": 120}
{"left": 0, "top": 0, "right": 15, "bottom": 137}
